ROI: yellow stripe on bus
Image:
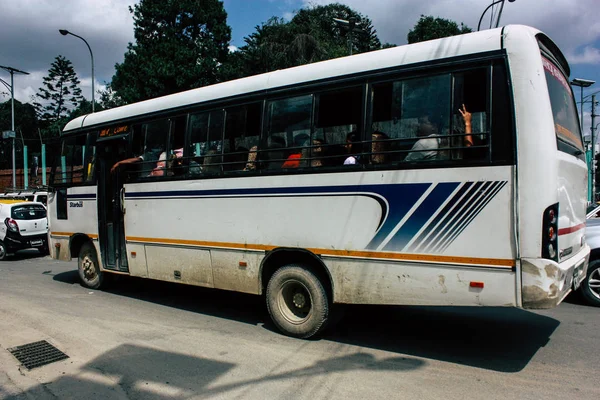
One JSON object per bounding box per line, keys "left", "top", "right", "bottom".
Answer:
{"left": 50, "top": 232, "right": 98, "bottom": 239}
{"left": 126, "top": 236, "right": 515, "bottom": 268}
{"left": 49, "top": 233, "right": 515, "bottom": 267}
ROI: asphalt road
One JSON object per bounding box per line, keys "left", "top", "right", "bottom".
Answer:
{"left": 0, "top": 252, "right": 599, "bottom": 399}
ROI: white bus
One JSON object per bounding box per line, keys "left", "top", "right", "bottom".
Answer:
{"left": 48, "top": 25, "right": 589, "bottom": 338}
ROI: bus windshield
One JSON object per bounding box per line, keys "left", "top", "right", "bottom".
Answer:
{"left": 542, "top": 56, "right": 584, "bottom": 154}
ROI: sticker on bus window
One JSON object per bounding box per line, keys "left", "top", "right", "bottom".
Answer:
{"left": 100, "top": 125, "right": 130, "bottom": 138}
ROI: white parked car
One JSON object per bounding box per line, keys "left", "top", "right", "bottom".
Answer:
{"left": 0, "top": 200, "right": 49, "bottom": 260}
{"left": 582, "top": 204, "right": 600, "bottom": 306}
{"left": 0, "top": 190, "right": 48, "bottom": 206}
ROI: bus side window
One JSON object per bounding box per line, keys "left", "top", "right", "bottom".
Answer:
{"left": 314, "top": 86, "right": 363, "bottom": 167}
{"left": 167, "top": 115, "right": 187, "bottom": 177}
{"left": 140, "top": 119, "right": 170, "bottom": 178}
{"left": 53, "top": 133, "right": 88, "bottom": 185}
{"left": 223, "top": 103, "right": 261, "bottom": 172}
{"left": 84, "top": 131, "right": 97, "bottom": 183}
{"left": 371, "top": 75, "right": 452, "bottom": 164}
{"left": 188, "top": 110, "right": 224, "bottom": 176}
{"left": 452, "top": 68, "right": 489, "bottom": 162}
{"left": 266, "top": 95, "right": 312, "bottom": 169}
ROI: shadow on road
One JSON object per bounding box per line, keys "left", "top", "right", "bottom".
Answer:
{"left": 53, "top": 271, "right": 267, "bottom": 326}
{"left": 325, "top": 304, "right": 558, "bottom": 373}
{"left": 51, "top": 270, "right": 558, "bottom": 374}
{"left": 3, "top": 249, "right": 47, "bottom": 262}
{"left": 16, "top": 343, "right": 423, "bottom": 399}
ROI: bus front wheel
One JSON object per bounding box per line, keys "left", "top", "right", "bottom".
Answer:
{"left": 78, "top": 242, "right": 104, "bottom": 289}
{"left": 266, "top": 264, "right": 329, "bottom": 338}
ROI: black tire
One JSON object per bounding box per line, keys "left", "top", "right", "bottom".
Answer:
{"left": 38, "top": 245, "right": 49, "bottom": 256}
{"left": 266, "top": 264, "right": 329, "bottom": 339}
{"left": 0, "top": 241, "right": 7, "bottom": 261}
{"left": 581, "top": 259, "right": 600, "bottom": 307}
{"left": 78, "top": 242, "right": 104, "bottom": 289}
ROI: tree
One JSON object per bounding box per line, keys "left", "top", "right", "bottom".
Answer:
{"left": 33, "top": 55, "right": 83, "bottom": 126}
{"left": 224, "top": 3, "right": 382, "bottom": 80}
{"left": 0, "top": 100, "right": 40, "bottom": 169}
{"left": 407, "top": 15, "right": 472, "bottom": 44}
{"left": 98, "top": 83, "right": 126, "bottom": 111}
{"left": 111, "top": 0, "right": 231, "bottom": 104}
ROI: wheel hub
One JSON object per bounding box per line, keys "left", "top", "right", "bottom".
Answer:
{"left": 589, "top": 268, "right": 600, "bottom": 300}
{"left": 82, "top": 256, "right": 96, "bottom": 279}
{"left": 293, "top": 292, "right": 306, "bottom": 308}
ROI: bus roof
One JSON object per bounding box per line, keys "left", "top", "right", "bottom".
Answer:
{"left": 63, "top": 25, "right": 548, "bottom": 133}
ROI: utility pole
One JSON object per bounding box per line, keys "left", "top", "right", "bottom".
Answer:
{"left": 0, "top": 65, "right": 29, "bottom": 189}
{"left": 592, "top": 94, "right": 597, "bottom": 200}
{"left": 332, "top": 17, "right": 362, "bottom": 56}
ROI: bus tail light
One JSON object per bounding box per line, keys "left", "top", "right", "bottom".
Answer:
{"left": 541, "top": 203, "right": 559, "bottom": 261}
{"left": 4, "top": 218, "right": 19, "bottom": 233}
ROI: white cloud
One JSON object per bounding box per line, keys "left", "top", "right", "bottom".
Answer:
{"left": 228, "top": 45, "right": 239, "bottom": 52}
{"left": 567, "top": 46, "right": 600, "bottom": 65}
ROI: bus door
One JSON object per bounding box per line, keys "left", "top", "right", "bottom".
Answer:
{"left": 96, "top": 136, "right": 129, "bottom": 273}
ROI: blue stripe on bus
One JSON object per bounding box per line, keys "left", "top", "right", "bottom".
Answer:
{"left": 435, "top": 181, "right": 507, "bottom": 253}
{"left": 381, "top": 182, "right": 460, "bottom": 251}
{"left": 120, "top": 181, "right": 504, "bottom": 254}
{"left": 406, "top": 181, "right": 476, "bottom": 253}
{"left": 127, "top": 183, "right": 432, "bottom": 233}
{"left": 67, "top": 193, "right": 96, "bottom": 200}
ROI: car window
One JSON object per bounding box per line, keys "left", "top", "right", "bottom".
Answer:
{"left": 11, "top": 205, "right": 47, "bottom": 220}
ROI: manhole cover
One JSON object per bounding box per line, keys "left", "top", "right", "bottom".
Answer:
{"left": 8, "top": 340, "right": 69, "bottom": 370}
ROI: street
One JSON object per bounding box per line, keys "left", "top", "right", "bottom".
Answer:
{"left": 1, "top": 252, "right": 599, "bottom": 400}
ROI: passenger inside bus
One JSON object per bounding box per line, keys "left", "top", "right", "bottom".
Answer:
{"left": 404, "top": 104, "right": 472, "bottom": 162}
{"left": 203, "top": 147, "right": 222, "bottom": 174}
{"left": 282, "top": 133, "right": 310, "bottom": 168}
{"left": 309, "top": 138, "right": 326, "bottom": 167}
{"left": 343, "top": 131, "right": 363, "bottom": 165}
{"left": 110, "top": 144, "right": 164, "bottom": 175}
{"left": 371, "top": 131, "right": 390, "bottom": 165}
{"left": 244, "top": 146, "right": 258, "bottom": 171}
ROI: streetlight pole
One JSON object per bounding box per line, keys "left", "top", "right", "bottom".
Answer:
{"left": 0, "top": 65, "right": 29, "bottom": 189}
{"left": 333, "top": 17, "right": 362, "bottom": 56}
{"left": 571, "top": 78, "right": 596, "bottom": 202}
{"left": 592, "top": 95, "right": 597, "bottom": 199}
{"left": 571, "top": 78, "right": 595, "bottom": 130}
{"left": 59, "top": 29, "right": 95, "bottom": 113}
{"left": 478, "top": 0, "right": 516, "bottom": 31}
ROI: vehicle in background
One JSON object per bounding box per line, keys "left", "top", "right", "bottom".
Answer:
{"left": 0, "top": 189, "right": 48, "bottom": 207}
{"left": 582, "top": 206, "right": 600, "bottom": 306}
{"left": 586, "top": 203, "right": 600, "bottom": 219}
{"left": 0, "top": 200, "right": 49, "bottom": 260}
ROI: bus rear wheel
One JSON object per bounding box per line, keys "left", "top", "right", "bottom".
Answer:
{"left": 78, "top": 242, "right": 104, "bottom": 289}
{"left": 266, "top": 264, "right": 329, "bottom": 338}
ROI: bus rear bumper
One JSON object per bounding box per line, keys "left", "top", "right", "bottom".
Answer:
{"left": 521, "top": 245, "right": 589, "bottom": 309}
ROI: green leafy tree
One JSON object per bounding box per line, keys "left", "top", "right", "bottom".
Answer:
{"left": 224, "top": 3, "right": 382, "bottom": 80}
{"left": 33, "top": 55, "right": 83, "bottom": 126}
{"left": 111, "top": 0, "right": 231, "bottom": 104}
{"left": 0, "top": 100, "right": 40, "bottom": 168}
{"left": 98, "top": 83, "right": 126, "bottom": 110}
{"left": 407, "top": 15, "right": 472, "bottom": 44}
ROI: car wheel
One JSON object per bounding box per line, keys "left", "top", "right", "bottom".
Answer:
{"left": 581, "top": 259, "right": 600, "bottom": 307}
{"left": 78, "top": 242, "right": 104, "bottom": 289}
{"left": 0, "top": 241, "right": 7, "bottom": 261}
{"left": 38, "top": 245, "right": 49, "bottom": 256}
{"left": 266, "top": 264, "right": 329, "bottom": 339}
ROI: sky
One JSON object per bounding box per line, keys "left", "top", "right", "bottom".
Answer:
{"left": 1, "top": 0, "right": 599, "bottom": 136}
